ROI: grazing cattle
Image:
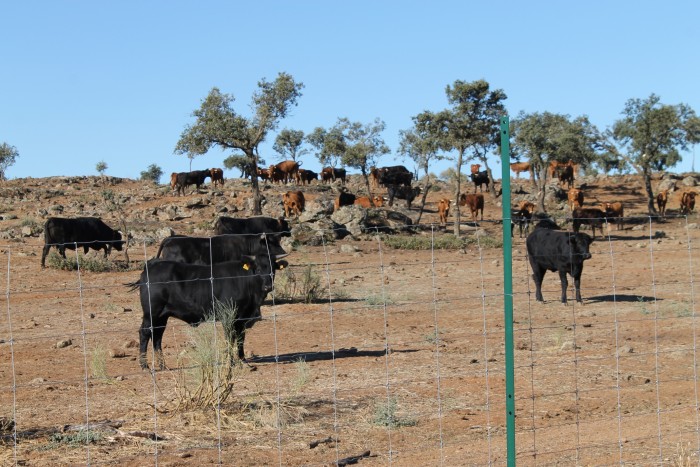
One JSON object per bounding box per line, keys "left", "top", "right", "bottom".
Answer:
{"left": 41, "top": 217, "right": 124, "bottom": 267}
{"left": 334, "top": 192, "right": 357, "bottom": 211}
{"left": 567, "top": 188, "right": 584, "bottom": 211}
{"left": 601, "top": 201, "right": 624, "bottom": 230}
{"left": 271, "top": 160, "right": 301, "bottom": 184}
{"left": 173, "top": 170, "right": 211, "bottom": 196}
{"left": 572, "top": 207, "right": 606, "bottom": 238}
{"left": 375, "top": 165, "right": 413, "bottom": 187}
{"left": 321, "top": 167, "right": 347, "bottom": 184}
{"left": 557, "top": 165, "right": 575, "bottom": 189}
{"left": 156, "top": 233, "right": 287, "bottom": 266}
{"left": 526, "top": 227, "right": 593, "bottom": 304}
{"left": 512, "top": 201, "right": 535, "bottom": 238}
{"left": 268, "top": 165, "right": 285, "bottom": 184}
{"left": 353, "top": 196, "right": 384, "bottom": 208}
{"left": 510, "top": 162, "right": 532, "bottom": 178}
{"left": 169, "top": 172, "right": 178, "bottom": 193}
{"left": 457, "top": 193, "right": 484, "bottom": 223}
{"left": 656, "top": 190, "right": 669, "bottom": 217}
{"left": 129, "top": 254, "right": 288, "bottom": 370}
{"left": 209, "top": 168, "right": 224, "bottom": 187}
{"left": 437, "top": 198, "right": 450, "bottom": 226}
{"left": 282, "top": 191, "right": 305, "bottom": 217}
{"left": 470, "top": 163, "right": 481, "bottom": 175}
{"left": 470, "top": 170, "right": 490, "bottom": 193}
{"left": 214, "top": 216, "right": 291, "bottom": 238}
{"left": 550, "top": 160, "right": 575, "bottom": 178}
{"left": 386, "top": 185, "right": 421, "bottom": 209}
{"left": 297, "top": 169, "right": 318, "bottom": 185}
{"left": 681, "top": 191, "right": 697, "bottom": 215}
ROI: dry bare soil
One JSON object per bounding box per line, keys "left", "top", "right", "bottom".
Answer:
{"left": 1, "top": 172, "right": 700, "bottom": 466}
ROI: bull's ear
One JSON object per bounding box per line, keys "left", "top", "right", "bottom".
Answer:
{"left": 276, "top": 260, "right": 289, "bottom": 270}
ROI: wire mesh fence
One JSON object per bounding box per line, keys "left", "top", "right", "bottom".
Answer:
{"left": 1, "top": 215, "right": 700, "bottom": 465}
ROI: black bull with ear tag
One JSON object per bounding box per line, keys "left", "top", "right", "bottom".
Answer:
{"left": 127, "top": 254, "right": 288, "bottom": 370}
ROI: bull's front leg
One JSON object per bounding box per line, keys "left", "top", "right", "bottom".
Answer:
{"left": 558, "top": 270, "right": 569, "bottom": 304}
{"left": 573, "top": 273, "right": 583, "bottom": 303}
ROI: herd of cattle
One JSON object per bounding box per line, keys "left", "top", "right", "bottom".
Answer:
{"left": 36, "top": 161, "right": 700, "bottom": 369}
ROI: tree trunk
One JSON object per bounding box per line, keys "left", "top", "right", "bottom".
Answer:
{"left": 453, "top": 149, "right": 464, "bottom": 236}
{"left": 643, "top": 168, "right": 657, "bottom": 214}
{"left": 483, "top": 161, "right": 497, "bottom": 197}
{"left": 361, "top": 167, "right": 374, "bottom": 207}
{"left": 414, "top": 170, "right": 432, "bottom": 225}
{"left": 247, "top": 150, "right": 262, "bottom": 215}
{"left": 536, "top": 165, "right": 548, "bottom": 213}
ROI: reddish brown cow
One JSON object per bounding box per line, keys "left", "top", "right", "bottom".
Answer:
{"left": 510, "top": 162, "right": 532, "bottom": 178}
{"left": 353, "top": 196, "right": 384, "bottom": 208}
{"left": 209, "top": 168, "right": 224, "bottom": 187}
{"left": 600, "top": 201, "right": 624, "bottom": 230}
{"left": 438, "top": 198, "right": 450, "bottom": 226}
{"left": 568, "top": 188, "right": 584, "bottom": 211}
{"left": 656, "top": 190, "right": 668, "bottom": 217}
{"left": 282, "top": 191, "right": 305, "bottom": 217}
{"left": 681, "top": 191, "right": 697, "bottom": 215}
{"left": 470, "top": 163, "right": 481, "bottom": 175}
{"left": 169, "top": 172, "right": 178, "bottom": 193}
{"left": 457, "top": 193, "right": 484, "bottom": 223}
{"left": 273, "top": 160, "right": 300, "bottom": 184}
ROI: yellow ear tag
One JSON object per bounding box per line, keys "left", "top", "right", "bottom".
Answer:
{"left": 279, "top": 264, "right": 285, "bottom": 269}
{"left": 242, "top": 263, "right": 250, "bottom": 271}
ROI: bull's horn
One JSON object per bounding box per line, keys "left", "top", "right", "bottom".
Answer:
{"left": 275, "top": 253, "right": 289, "bottom": 259}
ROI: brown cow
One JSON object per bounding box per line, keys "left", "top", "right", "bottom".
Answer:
{"left": 600, "top": 201, "right": 624, "bottom": 230}
{"left": 470, "top": 163, "right": 481, "bottom": 175}
{"left": 656, "top": 190, "right": 668, "bottom": 217}
{"left": 169, "top": 172, "right": 178, "bottom": 193}
{"left": 517, "top": 200, "right": 535, "bottom": 214}
{"left": 510, "top": 162, "right": 532, "bottom": 178}
{"left": 282, "top": 191, "right": 305, "bottom": 217}
{"left": 457, "top": 193, "right": 484, "bottom": 223}
{"left": 568, "top": 188, "right": 584, "bottom": 211}
{"left": 209, "top": 168, "right": 224, "bottom": 187}
{"left": 681, "top": 191, "right": 697, "bottom": 215}
{"left": 354, "top": 196, "right": 384, "bottom": 208}
{"left": 572, "top": 207, "right": 605, "bottom": 239}
{"left": 273, "top": 160, "right": 300, "bottom": 184}
{"left": 369, "top": 166, "right": 380, "bottom": 187}
{"left": 437, "top": 198, "right": 450, "bottom": 226}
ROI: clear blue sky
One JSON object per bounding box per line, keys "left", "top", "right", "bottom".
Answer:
{"left": 2, "top": 1, "right": 698, "bottom": 180}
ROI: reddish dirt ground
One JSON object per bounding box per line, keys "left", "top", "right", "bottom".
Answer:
{"left": 2, "top": 173, "right": 700, "bottom": 466}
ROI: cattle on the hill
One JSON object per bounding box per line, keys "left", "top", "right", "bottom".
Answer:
{"left": 41, "top": 217, "right": 124, "bottom": 267}
{"left": 526, "top": 227, "right": 593, "bottom": 304}
{"left": 568, "top": 188, "right": 584, "bottom": 211}
{"left": 470, "top": 163, "right": 481, "bottom": 175}
{"left": 156, "top": 233, "right": 286, "bottom": 266}
{"left": 373, "top": 165, "right": 413, "bottom": 187}
{"left": 173, "top": 170, "right": 211, "bottom": 196}
{"left": 297, "top": 169, "right": 318, "bottom": 185}
{"left": 601, "top": 201, "right": 624, "bottom": 230}
{"left": 572, "top": 207, "right": 606, "bottom": 239}
{"left": 169, "top": 172, "right": 178, "bottom": 192}
{"left": 256, "top": 167, "right": 270, "bottom": 181}
{"left": 550, "top": 160, "right": 575, "bottom": 178}
{"left": 209, "top": 168, "right": 224, "bottom": 187}
{"left": 283, "top": 191, "right": 305, "bottom": 217}
{"left": 214, "top": 216, "right": 291, "bottom": 238}
{"left": 681, "top": 191, "right": 697, "bottom": 215}
{"left": 438, "top": 198, "right": 450, "bottom": 226}
{"left": 334, "top": 192, "right": 356, "bottom": 211}
{"left": 386, "top": 185, "right": 421, "bottom": 209}
{"left": 512, "top": 201, "right": 535, "bottom": 238}
{"left": 656, "top": 190, "right": 669, "bottom": 217}
{"left": 271, "top": 160, "right": 300, "bottom": 184}
{"left": 129, "top": 254, "right": 288, "bottom": 370}
{"left": 457, "top": 193, "right": 484, "bottom": 223}
{"left": 470, "top": 170, "right": 490, "bottom": 193}
{"left": 558, "top": 165, "right": 575, "bottom": 189}
{"left": 510, "top": 162, "right": 533, "bottom": 178}
{"left": 354, "top": 196, "right": 384, "bottom": 208}
{"left": 321, "top": 167, "right": 347, "bottom": 184}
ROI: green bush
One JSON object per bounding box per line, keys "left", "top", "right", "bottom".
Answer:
{"left": 274, "top": 265, "right": 322, "bottom": 303}
{"left": 46, "top": 251, "right": 113, "bottom": 272}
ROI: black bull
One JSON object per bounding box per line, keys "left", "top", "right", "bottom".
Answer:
{"left": 156, "top": 233, "right": 287, "bottom": 265}
{"left": 41, "top": 217, "right": 124, "bottom": 267}
{"left": 128, "top": 254, "right": 288, "bottom": 370}
{"left": 526, "top": 227, "right": 593, "bottom": 304}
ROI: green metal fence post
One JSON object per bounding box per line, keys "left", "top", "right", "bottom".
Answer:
{"left": 500, "top": 116, "right": 516, "bottom": 466}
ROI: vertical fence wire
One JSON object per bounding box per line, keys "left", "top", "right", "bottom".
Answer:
{"left": 683, "top": 217, "right": 700, "bottom": 456}
{"left": 3, "top": 249, "right": 18, "bottom": 466}
{"left": 206, "top": 236, "right": 224, "bottom": 465}
{"left": 428, "top": 226, "right": 445, "bottom": 465}
{"left": 376, "top": 232, "right": 394, "bottom": 463}
{"left": 141, "top": 240, "right": 160, "bottom": 465}
{"left": 72, "top": 243, "right": 92, "bottom": 465}
{"left": 647, "top": 216, "right": 664, "bottom": 463}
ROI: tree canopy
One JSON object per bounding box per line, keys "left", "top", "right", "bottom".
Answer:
{"left": 0, "top": 143, "right": 19, "bottom": 180}
{"left": 175, "top": 72, "right": 303, "bottom": 214}
{"left": 273, "top": 128, "right": 308, "bottom": 162}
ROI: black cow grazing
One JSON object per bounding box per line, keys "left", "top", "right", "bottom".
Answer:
{"left": 526, "top": 227, "right": 593, "bottom": 304}
{"left": 375, "top": 165, "right": 413, "bottom": 187}
{"left": 173, "top": 169, "right": 211, "bottom": 196}
{"left": 470, "top": 170, "right": 490, "bottom": 193}
{"left": 572, "top": 207, "right": 606, "bottom": 239}
{"left": 214, "top": 216, "right": 291, "bottom": 238}
{"left": 129, "top": 254, "right": 288, "bottom": 370}
{"left": 386, "top": 185, "right": 421, "bottom": 209}
{"left": 298, "top": 169, "right": 319, "bottom": 185}
{"left": 41, "top": 217, "right": 124, "bottom": 267}
{"left": 156, "top": 234, "right": 287, "bottom": 265}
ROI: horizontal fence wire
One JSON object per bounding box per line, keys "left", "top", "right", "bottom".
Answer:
{"left": 0, "top": 213, "right": 699, "bottom": 465}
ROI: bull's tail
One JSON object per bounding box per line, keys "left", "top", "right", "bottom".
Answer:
{"left": 125, "top": 280, "right": 142, "bottom": 292}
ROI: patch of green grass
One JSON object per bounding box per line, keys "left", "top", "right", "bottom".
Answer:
{"left": 291, "top": 358, "right": 310, "bottom": 394}
{"left": 381, "top": 233, "right": 502, "bottom": 250}
{"left": 90, "top": 345, "right": 110, "bottom": 381}
{"left": 365, "top": 294, "right": 395, "bottom": 307}
{"left": 46, "top": 251, "right": 113, "bottom": 272}
{"left": 45, "top": 430, "right": 102, "bottom": 448}
{"left": 373, "top": 397, "right": 416, "bottom": 428}
{"left": 274, "top": 265, "right": 322, "bottom": 303}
